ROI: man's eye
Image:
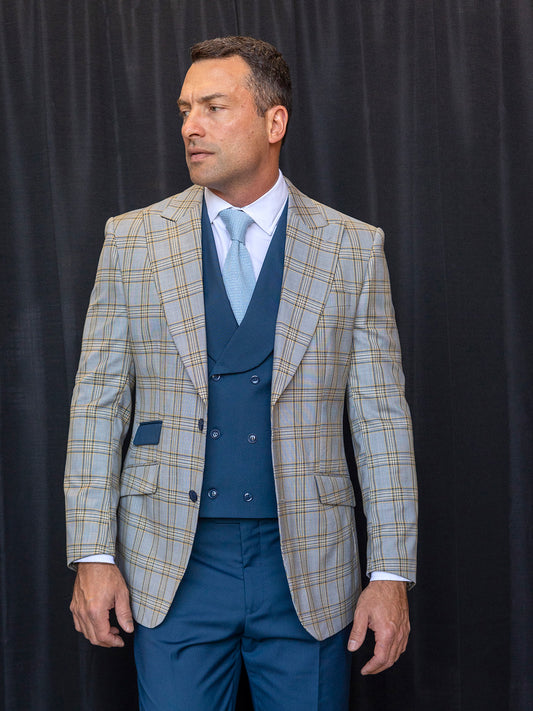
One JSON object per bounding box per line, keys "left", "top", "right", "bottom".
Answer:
{"left": 209, "top": 105, "right": 221, "bottom": 112}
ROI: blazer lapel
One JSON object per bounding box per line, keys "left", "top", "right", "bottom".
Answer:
{"left": 144, "top": 185, "right": 209, "bottom": 404}
{"left": 271, "top": 182, "right": 343, "bottom": 405}
{"left": 143, "top": 181, "right": 341, "bottom": 407}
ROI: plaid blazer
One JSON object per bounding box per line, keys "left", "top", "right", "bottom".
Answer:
{"left": 64, "top": 180, "right": 417, "bottom": 640}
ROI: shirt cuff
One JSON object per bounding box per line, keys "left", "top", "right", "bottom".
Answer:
{"left": 75, "top": 554, "right": 115, "bottom": 564}
{"left": 369, "top": 571, "right": 410, "bottom": 582}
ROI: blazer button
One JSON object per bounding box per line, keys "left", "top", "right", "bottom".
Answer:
{"left": 189, "top": 490, "right": 198, "bottom": 502}
{"left": 198, "top": 419, "right": 204, "bottom": 432}
{"left": 210, "top": 428, "right": 221, "bottom": 439}
{"left": 247, "top": 433, "right": 257, "bottom": 443}
{"left": 243, "top": 491, "right": 254, "bottom": 502}
{"left": 250, "top": 375, "right": 260, "bottom": 384}
{"left": 207, "top": 488, "right": 218, "bottom": 499}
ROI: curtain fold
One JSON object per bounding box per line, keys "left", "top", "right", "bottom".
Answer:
{"left": 1, "top": 1, "right": 530, "bottom": 708}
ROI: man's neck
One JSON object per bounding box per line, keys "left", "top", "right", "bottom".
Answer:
{"left": 207, "top": 164, "right": 281, "bottom": 207}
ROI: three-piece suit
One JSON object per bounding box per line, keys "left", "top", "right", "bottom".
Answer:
{"left": 65, "top": 179, "right": 417, "bottom": 653}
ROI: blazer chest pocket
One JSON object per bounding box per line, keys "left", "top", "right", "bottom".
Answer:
{"left": 120, "top": 463, "right": 160, "bottom": 496}
{"left": 314, "top": 474, "right": 356, "bottom": 507}
{"left": 133, "top": 420, "right": 163, "bottom": 446}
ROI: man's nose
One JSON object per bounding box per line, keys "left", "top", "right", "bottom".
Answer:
{"left": 182, "top": 108, "right": 205, "bottom": 139}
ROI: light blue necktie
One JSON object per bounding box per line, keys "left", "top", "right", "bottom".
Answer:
{"left": 219, "top": 207, "right": 256, "bottom": 324}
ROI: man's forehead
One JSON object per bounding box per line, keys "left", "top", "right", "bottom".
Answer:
{"left": 180, "top": 56, "right": 251, "bottom": 93}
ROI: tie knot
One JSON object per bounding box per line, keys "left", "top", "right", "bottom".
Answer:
{"left": 219, "top": 207, "right": 254, "bottom": 244}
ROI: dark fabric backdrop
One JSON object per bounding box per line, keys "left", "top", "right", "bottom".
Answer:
{"left": 1, "top": 1, "right": 531, "bottom": 709}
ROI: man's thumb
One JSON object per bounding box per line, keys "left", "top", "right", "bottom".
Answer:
{"left": 115, "top": 593, "right": 134, "bottom": 633}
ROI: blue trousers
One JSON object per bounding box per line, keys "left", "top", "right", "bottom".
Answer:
{"left": 134, "top": 518, "right": 352, "bottom": 711}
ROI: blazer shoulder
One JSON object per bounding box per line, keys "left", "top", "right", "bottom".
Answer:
{"left": 106, "top": 184, "right": 204, "bottom": 236}
{"left": 286, "top": 179, "right": 380, "bottom": 236}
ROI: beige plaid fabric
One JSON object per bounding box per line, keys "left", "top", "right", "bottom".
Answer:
{"left": 64, "top": 180, "right": 417, "bottom": 640}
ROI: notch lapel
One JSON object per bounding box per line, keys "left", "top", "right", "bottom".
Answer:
{"left": 271, "top": 184, "right": 343, "bottom": 405}
{"left": 144, "top": 186, "right": 209, "bottom": 403}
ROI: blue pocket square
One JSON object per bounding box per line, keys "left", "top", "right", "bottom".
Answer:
{"left": 133, "top": 420, "right": 163, "bottom": 446}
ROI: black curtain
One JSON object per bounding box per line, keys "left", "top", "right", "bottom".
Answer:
{"left": 1, "top": 1, "right": 531, "bottom": 709}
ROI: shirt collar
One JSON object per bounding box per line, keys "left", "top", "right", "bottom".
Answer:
{"left": 204, "top": 171, "right": 289, "bottom": 236}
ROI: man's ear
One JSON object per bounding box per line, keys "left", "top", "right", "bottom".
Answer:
{"left": 267, "top": 105, "right": 289, "bottom": 145}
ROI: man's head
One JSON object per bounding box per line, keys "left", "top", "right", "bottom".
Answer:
{"left": 190, "top": 36, "right": 292, "bottom": 122}
{"left": 178, "top": 37, "right": 291, "bottom": 206}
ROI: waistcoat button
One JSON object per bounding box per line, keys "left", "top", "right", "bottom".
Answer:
{"left": 210, "top": 428, "right": 221, "bottom": 439}
{"left": 243, "top": 491, "right": 253, "bottom": 502}
{"left": 211, "top": 374, "right": 221, "bottom": 381}
{"left": 250, "top": 375, "right": 260, "bottom": 384}
{"left": 207, "top": 488, "right": 218, "bottom": 499}
{"left": 247, "top": 433, "right": 257, "bottom": 443}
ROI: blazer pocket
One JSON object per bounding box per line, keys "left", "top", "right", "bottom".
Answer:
{"left": 120, "top": 463, "right": 160, "bottom": 496}
{"left": 314, "top": 474, "right": 356, "bottom": 507}
{"left": 133, "top": 420, "right": 163, "bottom": 446}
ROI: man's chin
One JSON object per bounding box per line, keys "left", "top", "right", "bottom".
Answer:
{"left": 186, "top": 164, "right": 212, "bottom": 188}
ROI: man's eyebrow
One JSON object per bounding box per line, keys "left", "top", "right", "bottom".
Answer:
{"left": 177, "top": 93, "right": 228, "bottom": 107}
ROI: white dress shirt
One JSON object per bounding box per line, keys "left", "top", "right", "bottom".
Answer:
{"left": 77, "top": 172, "right": 408, "bottom": 583}
{"left": 204, "top": 169, "right": 288, "bottom": 279}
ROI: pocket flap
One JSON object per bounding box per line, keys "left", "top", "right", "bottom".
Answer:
{"left": 133, "top": 420, "right": 163, "bottom": 446}
{"left": 314, "top": 474, "right": 356, "bottom": 506}
{"left": 120, "top": 463, "right": 160, "bottom": 495}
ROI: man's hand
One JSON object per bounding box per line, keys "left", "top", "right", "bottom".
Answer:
{"left": 70, "top": 562, "right": 134, "bottom": 647}
{"left": 347, "top": 580, "right": 410, "bottom": 675}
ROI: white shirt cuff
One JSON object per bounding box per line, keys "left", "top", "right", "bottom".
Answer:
{"left": 370, "top": 571, "right": 410, "bottom": 582}
{"left": 75, "top": 554, "right": 115, "bottom": 564}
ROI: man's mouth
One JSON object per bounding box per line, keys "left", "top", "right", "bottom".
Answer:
{"left": 188, "top": 148, "right": 213, "bottom": 162}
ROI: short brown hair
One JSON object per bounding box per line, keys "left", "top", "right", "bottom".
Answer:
{"left": 190, "top": 36, "right": 292, "bottom": 121}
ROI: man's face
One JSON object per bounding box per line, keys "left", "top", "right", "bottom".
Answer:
{"left": 178, "top": 56, "right": 277, "bottom": 206}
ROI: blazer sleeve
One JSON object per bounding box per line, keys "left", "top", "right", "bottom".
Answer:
{"left": 64, "top": 218, "right": 135, "bottom": 567}
{"left": 345, "top": 227, "right": 418, "bottom": 584}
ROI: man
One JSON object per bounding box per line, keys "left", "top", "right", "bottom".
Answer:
{"left": 65, "top": 36, "right": 417, "bottom": 711}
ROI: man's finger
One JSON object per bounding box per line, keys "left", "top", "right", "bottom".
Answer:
{"left": 115, "top": 591, "right": 134, "bottom": 634}
{"left": 87, "top": 605, "right": 125, "bottom": 647}
{"left": 361, "top": 622, "right": 407, "bottom": 675}
{"left": 361, "top": 639, "right": 395, "bottom": 675}
{"left": 347, "top": 608, "right": 369, "bottom": 652}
